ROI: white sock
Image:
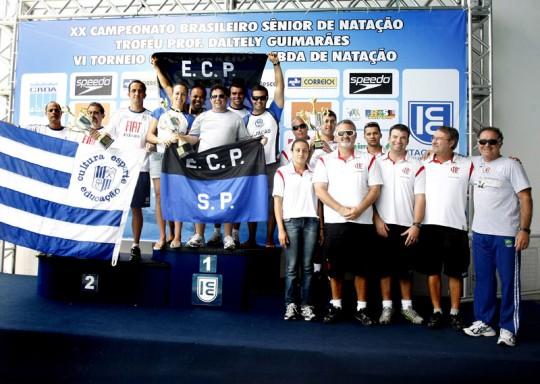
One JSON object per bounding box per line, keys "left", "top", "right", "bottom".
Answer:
{"left": 450, "top": 308, "right": 459, "bottom": 316}
{"left": 433, "top": 308, "right": 443, "bottom": 314}
{"left": 382, "top": 300, "right": 393, "bottom": 309}
{"left": 330, "top": 299, "right": 342, "bottom": 309}
{"left": 357, "top": 301, "right": 367, "bottom": 311}
{"left": 313, "top": 263, "right": 322, "bottom": 273}
{"left": 401, "top": 300, "right": 412, "bottom": 310}
{"left": 132, "top": 243, "right": 139, "bottom": 248}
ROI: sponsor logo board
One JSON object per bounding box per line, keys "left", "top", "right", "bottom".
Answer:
{"left": 343, "top": 69, "right": 399, "bottom": 98}
{"left": 70, "top": 72, "right": 117, "bottom": 98}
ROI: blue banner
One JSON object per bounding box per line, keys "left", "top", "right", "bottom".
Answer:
{"left": 161, "top": 138, "right": 268, "bottom": 223}
{"left": 14, "top": 10, "right": 468, "bottom": 156}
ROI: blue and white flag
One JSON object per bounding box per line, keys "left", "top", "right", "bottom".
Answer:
{"left": 161, "top": 138, "right": 268, "bottom": 224}
{"left": 0, "top": 122, "right": 144, "bottom": 264}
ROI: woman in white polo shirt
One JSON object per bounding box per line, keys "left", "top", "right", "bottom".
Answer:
{"left": 273, "top": 138, "right": 320, "bottom": 321}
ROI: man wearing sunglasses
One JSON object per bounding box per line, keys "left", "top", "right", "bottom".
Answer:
{"left": 313, "top": 120, "right": 382, "bottom": 325}
{"left": 418, "top": 126, "right": 473, "bottom": 330}
{"left": 463, "top": 127, "right": 532, "bottom": 347}
{"left": 180, "top": 85, "right": 250, "bottom": 250}
{"left": 243, "top": 52, "right": 284, "bottom": 248}
{"left": 279, "top": 116, "right": 310, "bottom": 165}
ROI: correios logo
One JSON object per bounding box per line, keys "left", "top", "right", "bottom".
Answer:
{"left": 409, "top": 101, "right": 453, "bottom": 145}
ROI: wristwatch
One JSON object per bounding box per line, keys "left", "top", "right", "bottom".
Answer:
{"left": 520, "top": 228, "right": 531, "bottom": 234}
{"left": 412, "top": 222, "right": 422, "bottom": 229}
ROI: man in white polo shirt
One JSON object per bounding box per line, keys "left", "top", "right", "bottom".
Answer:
{"left": 463, "top": 127, "right": 533, "bottom": 347}
{"left": 373, "top": 124, "right": 425, "bottom": 325}
{"left": 313, "top": 119, "right": 382, "bottom": 325}
{"left": 419, "top": 126, "right": 473, "bottom": 330}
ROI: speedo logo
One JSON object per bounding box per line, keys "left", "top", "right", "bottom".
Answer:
{"left": 349, "top": 73, "right": 393, "bottom": 94}
{"left": 75, "top": 75, "right": 113, "bottom": 96}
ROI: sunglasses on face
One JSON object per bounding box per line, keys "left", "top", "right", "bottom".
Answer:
{"left": 251, "top": 96, "right": 268, "bottom": 101}
{"left": 478, "top": 139, "right": 500, "bottom": 146}
{"left": 211, "top": 94, "right": 226, "bottom": 99}
{"left": 336, "top": 130, "right": 355, "bottom": 137}
{"left": 48, "top": 108, "right": 61, "bottom": 113}
{"left": 292, "top": 123, "right": 307, "bottom": 130}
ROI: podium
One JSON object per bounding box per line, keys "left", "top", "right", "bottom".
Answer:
{"left": 36, "top": 246, "right": 281, "bottom": 310}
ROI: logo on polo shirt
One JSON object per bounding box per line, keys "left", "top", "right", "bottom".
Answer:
{"left": 409, "top": 102, "right": 453, "bottom": 145}
{"left": 355, "top": 162, "right": 364, "bottom": 170}
{"left": 402, "top": 167, "right": 411, "bottom": 175}
{"left": 450, "top": 166, "right": 460, "bottom": 174}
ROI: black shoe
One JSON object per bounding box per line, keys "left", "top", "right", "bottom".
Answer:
{"left": 427, "top": 312, "right": 444, "bottom": 329}
{"left": 323, "top": 306, "right": 343, "bottom": 324}
{"left": 449, "top": 313, "right": 464, "bottom": 330}
{"left": 129, "top": 246, "right": 141, "bottom": 262}
{"left": 353, "top": 309, "right": 374, "bottom": 326}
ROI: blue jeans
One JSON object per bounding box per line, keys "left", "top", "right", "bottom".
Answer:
{"left": 284, "top": 217, "right": 319, "bottom": 306}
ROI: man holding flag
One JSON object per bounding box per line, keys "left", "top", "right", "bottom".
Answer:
{"left": 178, "top": 85, "right": 251, "bottom": 250}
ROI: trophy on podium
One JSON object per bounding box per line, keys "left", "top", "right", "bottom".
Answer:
{"left": 296, "top": 97, "right": 328, "bottom": 150}
{"left": 63, "top": 106, "right": 114, "bottom": 149}
{"left": 169, "top": 114, "right": 194, "bottom": 159}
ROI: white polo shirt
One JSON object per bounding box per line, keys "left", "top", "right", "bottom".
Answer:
{"left": 471, "top": 156, "right": 531, "bottom": 237}
{"left": 375, "top": 153, "right": 425, "bottom": 227}
{"left": 313, "top": 150, "right": 383, "bottom": 224}
{"left": 273, "top": 162, "right": 318, "bottom": 220}
{"left": 106, "top": 108, "right": 153, "bottom": 172}
{"left": 422, "top": 153, "right": 473, "bottom": 231}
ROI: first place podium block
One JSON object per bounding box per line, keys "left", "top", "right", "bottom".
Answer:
{"left": 152, "top": 247, "right": 257, "bottom": 310}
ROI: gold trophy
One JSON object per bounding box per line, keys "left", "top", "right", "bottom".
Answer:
{"left": 63, "top": 106, "right": 114, "bottom": 149}
{"left": 296, "top": 98, "right": 328, "bottom": 149}
{"left": 169, "top": 114, "right": 194, "bottom": 159}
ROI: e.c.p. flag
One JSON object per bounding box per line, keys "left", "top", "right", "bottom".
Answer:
{"left": 160, "top": 138, "right": 268, "bottom": 224}
{"left": 0, "top": 122, "right": 144, "bottom": 264}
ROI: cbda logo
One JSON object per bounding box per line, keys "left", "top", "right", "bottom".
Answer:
{"left": 409, "top": 102, "right": 453, "bottom": 145}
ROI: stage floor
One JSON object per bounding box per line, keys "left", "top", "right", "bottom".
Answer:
{"left": 1, "top": 273, "right": 540, "bottom": 383}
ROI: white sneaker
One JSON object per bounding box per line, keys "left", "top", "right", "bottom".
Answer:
{"left": 186, "top": 234, "right": 204, "bottom": 248}
{"left": 223, "top": 235, "right": 236, "bottom": 250}
{"left": 284, "top": 303, "right": 298, "bottom": 321}
{"left": 464, "top": 320, "right": 496, "bottom": 337}
{"left": 379, "top": 307, "right": 394, "bottom": 325}
{"left": 301, "top": 305, "right": 316, "bottom": 321}
{"left": 401, "top": 307, "right": 424, "bottom": 325}
{"left": 207, "top": 230, "right": 223, "bottom": 246}
{"left": 497, "top": 328, "right": 516, "bottom": 347}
